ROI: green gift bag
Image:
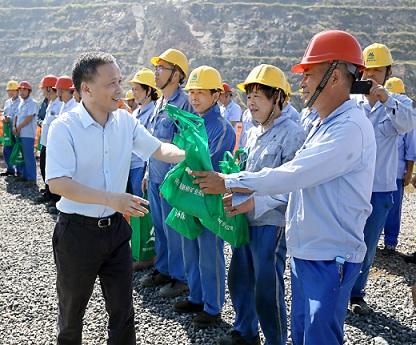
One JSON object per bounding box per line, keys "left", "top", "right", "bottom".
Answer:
{"left": 160, "top": 104, "right": 223, "bottom": 221}
{"left": 130, "top": 193, "right": 156, "bottom": 261}
{"left": 3, "top": 122, "right": 13, "bottom": 146}
{"left": 166, "top": 208, "right": 204, "bottom": 240}
{"left": 202, "top": 149, "right": 250, "bottom": 247}
{"left": 36, "top": 132, "right": 42, "bottom": 151}
{"left": 219, "top": 148, "right": 247, "bottom": 174}
{"left": 9, "top": 137, "right": 24, "bottom": 166}
{"left": 201, "top": 214, "right": 249, "bottom": 247}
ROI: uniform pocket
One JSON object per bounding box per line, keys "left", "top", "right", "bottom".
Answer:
{"left": 258, "top": 143, "right": 283, "bottom": 168}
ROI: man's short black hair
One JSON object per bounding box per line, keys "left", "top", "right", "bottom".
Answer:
{"left": 72, "top": 52, "right": 117, "bottom": 94}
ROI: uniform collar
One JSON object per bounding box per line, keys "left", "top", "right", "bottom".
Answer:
{"left": 321, "top": 99, "right": 357, "bottom": 124}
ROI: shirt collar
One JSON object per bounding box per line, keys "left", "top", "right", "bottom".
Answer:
{"left": 21, "top": 95, "right": 32, "bottom": 104}
{"left": 51, "top": 97, "right": 61, "bottom": 106}
{"left": 201, "top": 103, "right": 221, "bottom": 119}
{"left": 254, "top": 112, "right": 289, "bottom": 135}
{"left": 78, "top": 101, "right": 118, "bottom": 129}
{"left": 141, "top": 102, "right": 154, "bottom": 114}
{"left": 167, "top": 86, "right": 184, "bottom": 103}
{"left": 355, "top": 94, "right": 383, "bottom": 111}
{"left": 321, "top": 99, "right": 357, "bottom": 125}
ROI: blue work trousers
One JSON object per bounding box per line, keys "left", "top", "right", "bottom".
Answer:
{"left": 183, "top": 226, "right": 225, "bottom": 315}
{"left": 20, "top": 137, "right": 36, "bottom": 181}
{"left": 351, "top": 191, "right": 393, "bottom": 298}
{"left": 291, "top": 258, "right": 361, "bottom": 345}
{"left": 228, "top": 225, "right": 287, "bottom": 345}
{"left": 384, "top": 179, "right": 404, "bottom": 247}
{"left": 127, "top": 167, "right": 145, "bottom": 198}
{"left": 148, "top": 181, "right": 186, "bottom": 282}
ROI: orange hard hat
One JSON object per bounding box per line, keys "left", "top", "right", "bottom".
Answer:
{"left": 18, "top": 81, "right": 32, "bottom": 90}
{"left": 39, "top": 74, "right": 58, "bottom": 88}
{"left": 292, "top": 30, "right": 365, "bottom": 73}
{"left": 55, "top": 76, "right": 75, "bottom": 90}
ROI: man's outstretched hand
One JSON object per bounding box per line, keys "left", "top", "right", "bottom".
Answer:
{"left": 190, "top": 170, "right": 226, "bottom": 194}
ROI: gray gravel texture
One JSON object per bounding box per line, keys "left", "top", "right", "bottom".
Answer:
{"left": 0, "top": 165, "right": 415, "bottom": 345}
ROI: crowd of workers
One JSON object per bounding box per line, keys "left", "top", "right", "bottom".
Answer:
{"left": 1, "top": 29, "right": 416, "bottom": 345}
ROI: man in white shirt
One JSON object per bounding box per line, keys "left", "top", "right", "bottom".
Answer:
{"left": 46, "top": 52, "right": 184, "bottom": 345}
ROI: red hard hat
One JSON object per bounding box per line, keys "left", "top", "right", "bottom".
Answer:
{"left": 292, "top": 30, "right": 365, "bottom": 73}
{"left": 39, "top": 74, "right": 58, "bottom": 88}
{"left": 55, "top": 76, "right": 75, "bottom": 90}
{"left": 222, "top": 83, "right": 232, "bottom": 93}
{"left": 18, "top": 81, "right": 32, "bottom": 90}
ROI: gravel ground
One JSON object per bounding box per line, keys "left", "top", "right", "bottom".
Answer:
{"left": 0, "top": 162, "right": 415, "bottom": 345}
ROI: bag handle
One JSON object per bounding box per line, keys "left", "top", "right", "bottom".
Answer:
{"left": 219, "top": 148, "right": 249, "bottom": 174}
{"left": 164, "top": 104, "right": 204, "bottom": 131}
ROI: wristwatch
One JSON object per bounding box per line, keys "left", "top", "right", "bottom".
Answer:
{"left": 225, "top": 186, "right": 232, "bottom": 194}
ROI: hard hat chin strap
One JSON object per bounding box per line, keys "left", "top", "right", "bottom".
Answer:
{"left": 138, "top": 95, "right": 149, "bottom": 106}
{"left": 200, "top": 101, "right": 218, "bottom": 116}
{"left": 254, "top": 90, "right": 282, "bottom": 127}
{"left": 382, "top": 66, "right": 392, "bottom": 86}
{"left": 306, "top": 61, "right": 339, "bottom": 108}
{"left": 255, "top": 106, "right": 276, "bottom": 127}
{"left": 160, "top": 68, "right": 176, "bottom": 90}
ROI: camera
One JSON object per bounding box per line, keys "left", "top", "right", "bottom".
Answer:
{"left": 350, "top": 80, "right": 372, "bottom": 94}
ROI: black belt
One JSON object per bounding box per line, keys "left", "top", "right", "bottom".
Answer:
{"left": 59, "top": 212, "right": 120, "bottom": 228}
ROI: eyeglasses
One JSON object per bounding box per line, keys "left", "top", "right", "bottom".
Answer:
{"left": 154, "top": 65, "right": 175, "bottom": 72}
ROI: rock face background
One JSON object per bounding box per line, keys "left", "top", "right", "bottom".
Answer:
{"left": 0, "top": 0, "right": 415, "bottom": 110}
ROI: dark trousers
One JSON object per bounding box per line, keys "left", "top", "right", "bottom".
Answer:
{"left": 40, "top": 145, "right": 61, "bottom": 201}
{"left": 52, "top": 213, "right": 136, "bottom": 345}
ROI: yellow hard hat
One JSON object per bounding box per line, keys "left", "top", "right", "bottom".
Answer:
{"left": 129, "top": 67, "right": 157, "bottom": 89}
{"left": 150, "top": 49, "right": 188, "bottom": 79}
{"left": 183, "top": 66, "right": 223, "bottom": 91}
{"left": 125, "top": 90, "right": 134, "bottom": 101}
{"left": 385, "top": 77, "right": 405, "bottom": 94}
{"left": 363, "top": 43, "right": 393, "bottom": 68}
{"left": 237, "top": 64, "right": 288, "bottom": 97}
{"left": 6, "top": 80, "right": 19, "bottom": 91}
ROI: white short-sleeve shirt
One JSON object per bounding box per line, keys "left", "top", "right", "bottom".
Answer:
{"left": 46, "top": 101, "right": 161, "bottom": 217}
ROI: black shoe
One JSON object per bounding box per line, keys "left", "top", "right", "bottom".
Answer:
{"left": 47, "top": 200, "right": 56, "bottom": 207}
{"left": 35, "top": 194, "right": 51, "bottom": 203}
{"left": 403, "top": 252, "right": 416, "bottom": 264}
{"left": 0, "top": 170, "right": 15, "bottom": 176}
{"left": 350, "top": 297, "right": 372, "bottom": 315}
{"left": 159, "top": 279, "right": 189, "bottom": 298}
{"left": 382, "top": 245, "right": 396, "bottom": 256}
{"left": 173, "top": 299, "right": 204, "bottom": 313}
{"left": 217, "top": 330, "right": 261, "bottom": 345}
{"left": 139, "top": 269, "right": 171, "bottom": 287}
{"left": 47, "top": 206, "right": 58, "bottom": 214}
{"left": 191, "top": 311, "right": 221, "bottom": 328}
